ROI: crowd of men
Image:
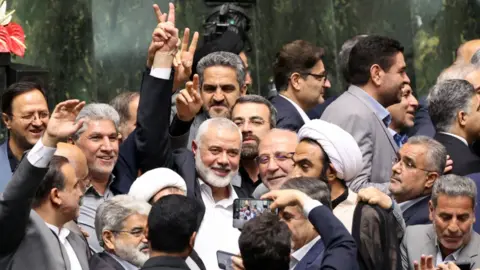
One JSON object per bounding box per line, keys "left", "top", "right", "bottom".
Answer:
{"left": 2, "top": 2, "right": 480, "bottom": 270}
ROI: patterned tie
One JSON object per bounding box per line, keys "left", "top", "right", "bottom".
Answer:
{"left": 393, "top": 133, "right": 408, "bottom": 147}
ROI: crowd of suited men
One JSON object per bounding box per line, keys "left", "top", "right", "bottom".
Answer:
{"left": 2, "top": 2, "right": 480, "bottom": 270}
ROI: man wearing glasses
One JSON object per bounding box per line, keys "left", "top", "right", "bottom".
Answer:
{"left": 0, "top": 80, "right": 49, "bottom": 192}
{"left": 269, "top": 40, "right": 331, "bottom": 132}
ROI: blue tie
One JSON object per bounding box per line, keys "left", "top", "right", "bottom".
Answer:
{"left": 393, "top": 133, "right": 408, "bottom": 147}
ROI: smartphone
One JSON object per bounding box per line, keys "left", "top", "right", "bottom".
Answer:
{"left": 217, "top": 250, "right": 236, "bottom": 270}
{"left": 232, "top": 198, "right": 278, "bottom": 229}
{"left": 455, "top": 262, "right": 471, "bottom": 270}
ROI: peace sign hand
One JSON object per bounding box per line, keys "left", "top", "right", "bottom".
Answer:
{"left": 173, "top": 28, "right": 199, "bottom": 89}
{"left": 147, "top": 2, "right": 178, "bottom": 68}
{"left": 176, "top": 74, "right": 203, "bottom": 122}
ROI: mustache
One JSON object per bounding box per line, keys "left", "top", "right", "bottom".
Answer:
{"left": 242, "top": 133, "right": 260, "bottom": 143}
{"left": 137, "top": 242, "right": 149, "bottom": 251}
{"left": 209, "top": 99, "right": 228, "bottom": 107}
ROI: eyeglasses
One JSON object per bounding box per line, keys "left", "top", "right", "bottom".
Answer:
{"left": 10, "top": 111, "right": 49, "bottom": 122}
{"left": 112, "top": 227, "right": 147, "bottom": 238}
{"left": 304, "top": 71, "right": 328, "bottom": 81}
{"left": 392, "top": 156, "right": 435, "bottom": 173}
{"left": 255, "top": 152, "right": 295, "bottom": 166}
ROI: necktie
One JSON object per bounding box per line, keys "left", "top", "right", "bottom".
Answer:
{"left": 393, "top": 133, "right": 408, "bottom": 147}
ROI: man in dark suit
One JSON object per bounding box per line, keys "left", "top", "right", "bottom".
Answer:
{"left": 428, "top": 79, "right": 480, "bottom": 176}
{"left": 467, "top": 172, "right": 480, "bottom": 234}
{"left": 90, "top": 195, "right": 151, "bottom": 270}
{"left": 389, "top": 136, "right": 446, "bottom": 226}
{"left": 270, "top": 40, "right": 331, "bottom": 132}
{"left": 0, "top": 80, "right": 49, "bottom": 191}
{"left": 0, "top": 99, "right": 90, "bottom": 270}
{"left": 141, "top": 195, "right": 202, "bottom": 270}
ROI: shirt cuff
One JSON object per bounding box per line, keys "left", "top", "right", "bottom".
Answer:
{"left": 150, "top": 68, "right": 172, "bottom": 80}
{"left": 27, "top": 139, "right": 56, "bottom": 168}
{"left": 303, "top": 198, "right": 322, "bottom": 217}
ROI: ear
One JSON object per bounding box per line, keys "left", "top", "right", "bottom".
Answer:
{"left": 289, "top": 72, "right": 302, "bottom": 91}
{"left": 191, "top": 140, "right": 198, "bottom": 155}
{"left": 424, "top": 172, "right": 438, "bottom": 189}
{"left": 2, "top": 113, "right": 12, "bottom": 129}
{"left": 428, "top": 200, "right": 434, "bottom": 221}
{"left": 49, "top": 188, "right": 62, "bottom": 206}
{"left": 117, "top": 133, "right": 123, "bottom": 144}
{"left": 326, "top": 163, "right": 337, "bottom": 184}
{"left": 102, "top": 231, "right": 116, "bottom": 251}
{"left": 458, "top": 110, "right": 468, "bottom": 128}
{"left": 189, "top": 231, "right": 197, "bottom": 250}
{"left": 240, "top": 85, "right": 247, "bottom": 96}
{"left": 370, "top": 64, "right": 384, "bottom": 86}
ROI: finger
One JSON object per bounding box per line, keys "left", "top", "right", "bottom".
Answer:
{"left": 176, "top": 94, "right": 188, "bottom": 106}
{"left": 181, "top": 28, "right": 190, "bottom": 52}
{"left": 73, "top": 101, "right": 86, "bottom": 115}
{"left": 193, "top": 74, "right": 200, "bottom": 91}
{"left": 426, "top": 255, "right": 433, "bottom": 269}
{"left": 73, "top": 118, "right": 85, "bottom": 133}
{"left": 53, "top": 99, "right": 80, "bottom": 114}
{"left": 189, "top": 31, "right": 199, "bottom": 54}
{"left": 153, "top": 4, "right": 165, "bottom": 23}
{"left": 173, "top": 56, "right": 179, "bottom": 68}
{"left": 153, "top": 26, "right": 168, "bottom": 40}
{"left": 413, "top": 261, "right": 419, "bottom": 270}
{"left": 193, "top": 89, "right": 202, "bottom": 104}
{"left": 420, "top": 255, "right": 426, "bottom": 269}
{"left": 180, "top": 89, "right": 193, "bottom": 103}
{"left": 185, "top": 81, "right": 194, "bottom": 95}
{"left": 167, "top": 2, "right": 175, "bottom": 25}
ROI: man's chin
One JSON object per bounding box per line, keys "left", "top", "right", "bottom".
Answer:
{"left": 208, "top": 108, "right": 229, "bottom": 118}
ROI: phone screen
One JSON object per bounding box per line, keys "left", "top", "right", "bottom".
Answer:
{"left": 455, "top": 263, "right": 470, "bottom": 270}
{"left": 232, "top": 198, "right": 277, "bottom": 229}
{"left": 217, "top": 250, "right": 236, "bottom": 270}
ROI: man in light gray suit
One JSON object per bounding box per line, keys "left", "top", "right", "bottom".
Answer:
{"left": 401, "top": 175, "right": 480, "bottom": 269}
{"left": 0, "top": 99, "right": 91, "bottom": 270}
{"left": 321, "top": 35, "right": 411, "bottom": 193}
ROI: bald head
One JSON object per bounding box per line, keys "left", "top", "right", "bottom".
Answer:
{"left": 456, "top": 40, "right": 480, "bottom": 64}
{"left": 437, "top": 63, "right": 480, "bottom": 92}
{"left": 55, "top": 143, "right": 89, "bottom": 187}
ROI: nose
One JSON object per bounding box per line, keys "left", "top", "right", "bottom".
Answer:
{"left": 31, "top": 113, "right": 43, "bottom": 126}
{"left": 392, "top": 159, "right": 401, "bottom": 173}
{"left": 217, "top": 151, "right": 229, "bottom": 166}
{"left": 266, "top": 157, "right": 279, "bottom": 172}
{"left": 101, "top": 136, "right": 114, "bottom": 152}
{"left": 410, "top": 94, "right": 419, "bottom": 110}
{"left": 242, "top": 122, "right": 252, "bottom": 133}
{"left": 213, "top": 88, "right": 225, "bottom": 102}
{"left": 324, "top": 78, "right": 331, "bottom": 88}
{"left": 448, "top": 221, "right": 460, "bottom": 234}
{"left": 404, "top": 73, "right": 411, "bottom": 84}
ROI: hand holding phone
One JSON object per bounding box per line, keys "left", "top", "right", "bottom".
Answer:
{"left": 217, "top": 250, "right": 238, "bottom": 270}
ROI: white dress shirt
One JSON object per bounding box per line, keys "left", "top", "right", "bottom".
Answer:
{"left": 332, "top": 190, "right": 357, "bottom": 233}
{"left": 439, "top": 132, "right": 468, "bottom": 146}
{"left": 150, "top": 68, "right": 172, "bottom": 80}
{"left": 108, "top": 252, "right": 139, "bottom": 270}
{"left": 45, "top": 223, "right": 83, "bottom": 270}
{"left": 194, "top": 179, "right": 241, "bottom": 270}
{"left": 280, "top": 95, "right": 311, "bottom": 123}
{"left": 27, "top": 139, "right": 56, "bottom": 168}
{"left": 290, "top": 235, "right": 321, "bottom": 270}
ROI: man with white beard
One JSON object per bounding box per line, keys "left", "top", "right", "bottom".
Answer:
{"left": 89, "top": 195, "right": 151, "bottom": 270}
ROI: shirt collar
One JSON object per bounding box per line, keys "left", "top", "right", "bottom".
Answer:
{"left": 45, "top": 222, "right": 71, "bottom": 244}
{"left": 435, "top": 239, "right": 464, "bottom": 264}
{"left": 398, "top": 195, "right": 429, "bottom": 213}
{"left": 198, "top": 178, "right": 238, "bottom": 208}
{"left": 107, "top": 252, "right": 139, "bottom": 270}
{"left": 279, "top": 94, "right": 311, "bottom": 123}
{"left": 291, "top": 236, "right": 321, "bottom": 266}
{"left": 85, "top": 174, "right": 115, "bottom": 196}
{"left": 438, "top": 132, "right": 469, "bottom": 146}
{"left": 350, "top": 85, "right": 391, "bottom": 127}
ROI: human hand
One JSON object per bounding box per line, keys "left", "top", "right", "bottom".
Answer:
{"left": 147, "top": 3, "right": 179, "bottom": 68}
{"left": 357, "top": 187, "right": 393, "bottom": 210}
{"left": 42, "top": 100, "right": 85, "bottom": 148}
{"left": 173, "top": 28, "right": 199, "bottom": 89}
{"left": 444, "top": 155, "right": 453, "bottom": 174}
{"left": 176, "top": 74, "right": 203, "bottom": 121}
{"left": 261, "top": 189, "right": 310, "bottom": 210}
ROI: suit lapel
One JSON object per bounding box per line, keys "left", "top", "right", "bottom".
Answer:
{"left": 456, "top": 233, "right": 480, "bottom": 267}
{"left": 422, "top": 226, "right": 437, "bottom": 258}
{"left": 347, "top": 87, "right": 399, "bottom": 152}
{"left": 295, "top": 239, "right": 324, "bottom": 269}
{"left": 67, "top": 233, "right": 89, "bottom": 270}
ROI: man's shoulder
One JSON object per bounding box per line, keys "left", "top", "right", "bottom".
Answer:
{"left": 405, "top": 224, "right": 432, "bottom": 237}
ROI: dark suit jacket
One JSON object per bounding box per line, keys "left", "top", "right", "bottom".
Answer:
{"left": 0, "top": 157, "right": 90, "bottom": 270}
{"left": 141, "top": 256, "right": 190, "bottom": 270}
{"left": 306, "top": 96, "right": 338, "bottom": 120}
{"left": 309, "top": 205, "right": 358, "bottom": 270}
{"left": 111, "top": 68, "right": 174, "bottom": 194}
{"left": 294, "top": 239, "right": 325, "bottom": 270}
{"left": 407, "top": 96, "right": 435, "bottom": 138}
{"left": 468, "top": 173, "right": 480, "bottom": 233}
{"left": 89, "top": 251, "right": 125, "bottom": 270}
{"left": 434, "top": 133, "right": 480, "bottom": 176}
{"left": 269, "top": 94, "right": 306, "bottom": 132}
{"left": 402, "top": 196, "right": 431, "bottom": 227}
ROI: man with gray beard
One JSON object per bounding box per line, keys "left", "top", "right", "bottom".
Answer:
{"left": 230, "top": 95, "right": 277, "bottom": 196}
{"left": 90, "top": 195, "right": 151, "bottom": 270}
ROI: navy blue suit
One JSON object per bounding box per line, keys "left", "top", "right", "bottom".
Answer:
{"left": 468, "top": 173, "right": 480, "bottom": 234}
{"left": 434, "top": 133, "right": 480, "bottom": 176}
{"left": 407, "top": 96, "right": 435, "bottom": 138}
{"left": 0, "top": 141, "right": 12, "bottom": 192}
{"left": 402, "top": 196, "right": 431, "bottom": 226}
{"left": 294, "top": 240, "right": 325, "bottom": 270}
{"left": 308, "top": 205, "right": 358, "bottom": 270}
{"left": 269, "top": 94, "right": 305, "bottom": 132}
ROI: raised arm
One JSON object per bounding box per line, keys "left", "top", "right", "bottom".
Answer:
{"left": 0, "top": 100, "right": 85, "bottom": 254}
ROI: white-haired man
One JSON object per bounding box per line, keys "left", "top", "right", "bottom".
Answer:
{"left": 90, "top": 195, "right": 151, "bottom": 269}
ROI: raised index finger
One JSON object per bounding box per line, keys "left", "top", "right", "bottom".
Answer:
{"left": 189, "top": 31, "right": 199, "bottom": 54}
{"left": 167, "top": 2, "right": 175, "bottom": 25}
{"left": 181, "top": 28, "right": 190, "bottom": 52}
{"left": 192, "top": 74, "right": 200, "bottom": 91}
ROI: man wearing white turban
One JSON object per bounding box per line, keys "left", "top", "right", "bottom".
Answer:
{"left": 292, "top": 119, "right": 405, "bottom": 270}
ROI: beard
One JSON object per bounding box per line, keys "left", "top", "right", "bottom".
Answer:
{"left": 195, "top": 150, "right": 236, "bottom": 188}
{"left": 115, "top": 240, "right": 150, "bottom": 267}
{"left": 241, "top": 134, "right": 260, "bottom": 160}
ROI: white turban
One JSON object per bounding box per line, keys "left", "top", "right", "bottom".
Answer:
{"left": 298, "top": 119, "right": 362, "bottom": 182}
{"left": 128, "top": 168, "right": 187, "bottom": 202}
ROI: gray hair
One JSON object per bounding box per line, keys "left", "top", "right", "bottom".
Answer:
{"left": 406, "top": 136, "right": 447, "bottom": 174}
{"left": 339, "top": 35, "right": 368, "bottom": 83}
{"left": 197, "top": 51, "right": 246, "bottom": 88}
{"left": 72, "top": 103, "right": 120, "bottom": 141}
{"left": 109, "top": 91, "right": 139, "bottom": 126}
{"left": 195, "top": 117, "right": 242, "bottom": 147}
{"left": 231, "top": 95, "right": 278, "bottom": 128}
{"left": 281, "top": 177, "right": 332, "bottom": 210}
{"left": 427, "top": 79, "right": 475, "bottom": 132}
{"left": 471, "top": 49, "right": 480, "bottom": 66}
{"left": 95, "top": 195, "right": 151, "bottom": 247}
{"left": 437, "top": 63, "right": 477, "bottom": 83}
{"left": 431, "top": 174, "right": 477, "bottom": 209}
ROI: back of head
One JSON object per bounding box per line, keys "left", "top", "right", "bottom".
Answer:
{"left": 281, "top": 177, "right": 332, "bottom": 209}
{"left": 196, "top": 51, "right": 245, "bottom": 88}
{"left": 471, "top": 49, "right": 480, "bottom": 66}
{"left": 72, "top": 103, "right": 120, "bottom": 141}
{"left": 109, "top": 91, "right": 139, "bottom": 126}
{"left": 427, "top": 79, "right": 475, "bottom": 132}
{"left": 273, "top": 40, "right": 325, "bottom": 91}
{"left": 455, "top": 40, "right": 480, "bottom": 64}
{"left": 347, "top": 35, "right": 404, "bottom": 86}
{"left": 437, "top": 63, "right": 477, "bottom": 83}
{"left": 32, "top": 156, "right": 70, "bottom": 208}
{"left": 55, "top": 142, "right": 88, "bottom": 176}
{"left": 1, "top": 80, "right": 47, "bottom": 115}
{"left": 239, "top": 212, "right": 291, "bottom": 270}
{"left": 339, "top": 35, "right": 368, "bottom": 84}
{"left": 148, "top": 195, "right": 201, "bottom": 254}
{"left": 431, "top": 174, "right": 477, "bottom": 209}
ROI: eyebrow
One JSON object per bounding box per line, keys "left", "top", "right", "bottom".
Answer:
{"left": 292, "top": 157, "right": 313, "bottom": 166}
{"left": 402, "top": 155, "right": 416, "bottom": 166}
{"left": 249, "top": 116, "right": 265, "bottom": 121}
